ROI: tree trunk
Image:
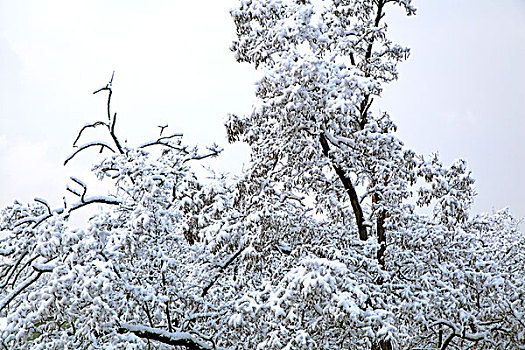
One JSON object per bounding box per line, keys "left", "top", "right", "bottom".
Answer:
{"left": 319, "top": 133, "right": 368, "bottom": 241}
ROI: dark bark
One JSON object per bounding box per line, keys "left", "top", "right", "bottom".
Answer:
{"left": 366, "top": 2, "right": 392, "bottom": 350}
{"left": 372, "top": 339, "right": 393, "bottom": 350}
{"left": 376, "top": 208, "right": 387, "bottom": 267}
{"left": 365, "top": 0, "right": 385, "bottom": 61}
{"left": 441, "top": 333, "right": 455, "bottom": 350}
{"left": 118, "top": 323, "right": 215, "bottom": 350}
{"left": 319, "top": 133, "right": 368, "bottom": 241}
{"left": 202, "top": 246, "right": 244, "bottom": 297}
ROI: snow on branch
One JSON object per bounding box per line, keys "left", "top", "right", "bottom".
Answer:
{"left": 0, "top": 272, "right": 42, "bottom": 313}
{"left": 139, "top": 140, "right": 186, "bottom": 152}
{"left": 119, "top": 323, "right": 229, "bottom": 350}
{"left": 32, "top": 195, "right": 121, "bottom": 227}
{"left": 201, "top": 246, "right": 245, "bottom": 297}
{"left": 68, "top": 176, "right": 87, "bottom": 202}
{"left": 72, "top": 121, "right": 109, "bottom": 147}
{"left": 64, "top": 141, "right": 116, "bottom": 165}
{"left": 33, "top": 197, "right": 51, "bottom": 215}
{"left": 63, "top": 195, "right": 121, "bottom": 219}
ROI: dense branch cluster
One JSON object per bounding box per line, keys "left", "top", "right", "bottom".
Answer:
{"left": 1, "top": 1, "right": 524, "bottom": 349}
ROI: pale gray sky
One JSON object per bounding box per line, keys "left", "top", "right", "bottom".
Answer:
{"left": 1, "top": 0, "right": 524, "bottom": 222}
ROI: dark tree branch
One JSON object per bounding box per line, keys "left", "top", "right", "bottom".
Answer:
{"left": 0, "top": 272, "right": 43, "bottom": 313}
{"left": 166, "top": 300, "right": 173, "bottom": 333}
{"left": 0, "top": 251, "right": 27, "bottom": 288}
{"left": 70, "top": 177, "right": 87, "bottom": 202}
{"left": 118, "top": 323, "right": 225, "bottom": 350}
{"left": 323, "top": 1, "right": 388, "bottom": 245}
{"left": 319, "top": 133, "right": 368, "bottom": 241}
{"left": 158, "top": 124, "right": 168, "bottom": 136}
{"left": 365, "top": 0, "right": 385, "bottom": 62}
{"left": 10, "top": 255, "right": 38, "bottom": 287}
{"left": 202, "top": 247, "right": 244, "bottom": 297}
{"left": 64, "top": 142, "right": 116, "bottom": 165}
{"left": 111, "top": 112, "right": 117, "bottom": 134}
{"left": 376, "top": 209, "right": 387, "bottom": 267}
{"left": 91, "top": 72, "right": 124, "bottom": 154}
{"left": 33, "top": 197, "right": 51, "bottom": 215}
{"left": 157, "top": 133, "right": 182, "bottom": 142}
{"left": 185, "top": 150, "right": 222, "bottom": 163}
{"left": 32, "top": 196, "right": 121, "bottom": 227}
{"left": 93, "top": 70, "right": 115, "bottom": 122}
{"left": 441, "top": 333, "right": 455, "bottom": 350}
{"left": 140, "top": 141, "right": 187, "bottom": 152}
{"left": 142, "top": 303, "right": 154, "bottom": 328}
{"left": 108, "top": 122, "right": 124, "bottom": 154}
{"left": 63, "top": 196, "right": 122, "bottom": 219}
{"left": 72, "top": 121, "right": 109, "bottom": 147}
{"left": 350, "top": 52, "right": 356, "bottom": 66}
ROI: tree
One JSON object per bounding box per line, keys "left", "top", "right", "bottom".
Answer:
{"left": 1, "top": 1, "right": 524, "bottom": 349}
{"left": 226, "top": 0, "right": 524, "bottom": 348}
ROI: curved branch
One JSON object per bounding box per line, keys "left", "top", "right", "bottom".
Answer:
{"left": 64, "top": 142, "right": 116, "bottom": 165}
{"left": 92, "top": 72, "right": 124, "bottom": 154}
{"left": 93, "top": 70, "right": 115, "bottom": 122}
{"left": 64, "top": 196, "right": 122, "bottom": 219}
{"left": 33, "top": 198, "right": 51, "bottom": 215}
{"left": 32, "top": 196, "right": 120, "bottom": 228}
{"left": 72, "top": 121, "right": 109, "bottom": 147}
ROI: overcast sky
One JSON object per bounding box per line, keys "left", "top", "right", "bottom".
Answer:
{"left": 0, "top": 0, "right": 524, "bottom": 223}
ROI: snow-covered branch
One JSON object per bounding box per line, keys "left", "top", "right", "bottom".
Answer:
{"left": 119, "top": 323, "right": 229, "bottom": 350}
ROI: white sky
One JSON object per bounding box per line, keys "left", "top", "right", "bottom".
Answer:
{"left": 0, "top": 0, "right": 524, "bottom": 222}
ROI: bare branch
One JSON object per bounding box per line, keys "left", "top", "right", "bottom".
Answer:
{"left": 93, "top": 71, "right": 115, "bottom": 122}
{"left": 185, "top": 151, "right": 221, "bottom": 162}
{"left": 157, "top": 133, "right": 183, "bottom": 142}
{"left": 319, "top": 132, "right": 368, "bottom": 241}
{"left": 70, "top": 177, "right": 87, "bottom": 202}
{"left": 158, "top": 124, "right": 168, "bottom": 136}
{"left": 10, "top": 255, "right": 38, "bottom": 287}
{"left": 72, "top": 121, "right": 109, "bottom": 147}
{"left": 139, "top": 141, "right": 187, "bottom": 152}
{"left": 90, "top": 72, "right": 124, "bottom": 154}
{"left": 66, "top": 186, "right": 82, "bottom": 198}
{"left": 183, "top": 146, "right": 223, "bottom": 163}
{"left": 64, "top": 142, "right": 116, "bottom": 165}
{"left": 33, "top": 198, "right": 51, "bottom": 215}
{"left": 111, "top": 112, "right": 117, "bottom": 134}
{"left": 30, "top": 196, "right": 120, "bottom": 228}
{"left": 93, "top": 86, "right": 111, "bottom": 95}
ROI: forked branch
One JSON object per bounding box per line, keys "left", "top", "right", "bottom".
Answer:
{"left": 70, "top": 72, "right": 124, "bottom": 159}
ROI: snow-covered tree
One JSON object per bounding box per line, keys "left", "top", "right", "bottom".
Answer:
{"left": 1, "top": 1, "right": 524, "bottom": 350}
{"left": 225, "top": 0, "right": 524, "bottom": 349}
{"left": 0, "top": 76, "right": 239, "bottom": 349}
